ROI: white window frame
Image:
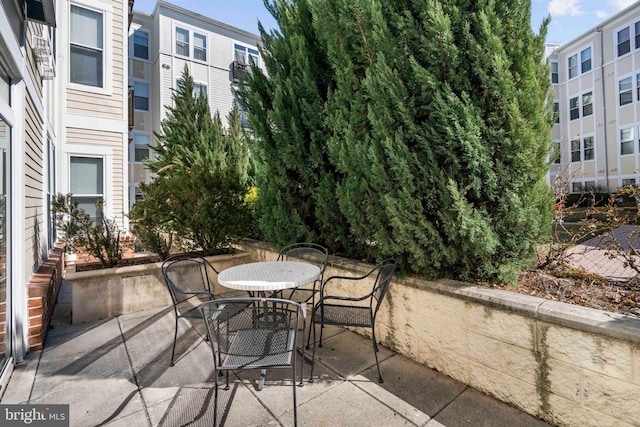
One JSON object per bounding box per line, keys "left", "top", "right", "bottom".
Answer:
{"left": 64, "top": 144, "right": 113, "bottom": 218}
{"left": 553, "top": 100, "right": 560, "bottom": 124}
{"left": 568, "top": 54, "right": 578, "bottom": 79}
{"left": 193, "top": 32, "right": 207, "bottom": 62}
{"left": 569, "top": 96, "right": 579, "bottom": 120}
{"left": 193, "top": 82, "right": 208, "bottom": 98}
{"left": 234, "top": 43, "right": 260, "bottom": 67}
{"left": 133, "top": 81, "right": 149, "bottom": 111}
{"left": 550, "top": 61, "right": 559, "bottom": 84}
{"left": 175, "top": 27, "right": 189, "bottom": 57}
{"left": 176, "top": 79, "right": 208, "bottom": 98}
{"left": 618, "top": 25, "right": 631, "bottom": 57}
{"left": 173, "top": 25, "right": 208, "bottom": 64}
{"left": 622, "top": 177, "right": 637, "bottom": 187}
{"left": 580, "top": 47, "right": 591, "bottom": 73}
{"left": 132, "top": 29, "right": 149, "bottom": 60}
{"left": 619, "top": 76, "right": 633, "bottom": 106}
{"left": 620, "top": 127, "right": 635, "bottom": 156}
{"left": 67, "top": 0, "right": 113, "bottom": 95}
{"left": 131, "top": 132, "right": 150, "bottom": 163}
{"left": 582, "top": 135, "right": 594, "bottom": 161}
{"left": 582, "top": 91, "right": 593, "bottom": 117}
{"left": 570, "top": 138, "right": 581, "bottom": 162}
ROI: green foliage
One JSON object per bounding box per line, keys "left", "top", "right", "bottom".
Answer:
{"left": 131, "top": 66, "right": 252, "bottom": 255}
{"left": 242, "top": 0, "right": 554, "bottom": 283}
{"left": 52, "top": 194, "right": 123, "bottom": 267}
{"left": 237, "top": 0, "right": 361, "bottom": 256}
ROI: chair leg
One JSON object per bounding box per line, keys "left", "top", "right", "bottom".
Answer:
{"left": 372, "top": 326, "right": 383, "bottom": 383}
{"left": 305, "top": 314, "right": 313, "bottom": 350}
{"left": 214, "top": 372, "right": 219, "bottom": 427}
{"left": 170, "top": 316, "right": 179, "bottom": 366}
{"left": 299, "top": 316, "right": 305, "bottom": 386}
{"left": 309, "top": 314, "right": 317, "bottom": 382}
{"left": 292, "top": 356, "right": 298, "bottom": 426}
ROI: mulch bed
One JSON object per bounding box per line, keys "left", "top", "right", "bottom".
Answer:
{"left": 482, "top": 270, "right": 640, "bottom": 318}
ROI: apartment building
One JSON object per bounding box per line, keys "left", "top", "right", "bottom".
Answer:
{"left": 0, "top": 0, "right": 132, "bottom": 393}
{"left": 128, "top": 1, "right": 262, "bottom": 207}
{"left": 548, "top": 2, "right": 640, "bottom": 194}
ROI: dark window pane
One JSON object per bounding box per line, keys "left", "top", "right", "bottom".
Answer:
{"left": 134, "top": 44, "right": 148, "bottom": 59}
{"left": 70, "top": 45, "right": 103, "bottom": 87}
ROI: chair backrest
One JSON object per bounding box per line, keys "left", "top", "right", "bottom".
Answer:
{"left": 161, "top": 254, "right": 218, "bottom": 304}
{"left": 199, "top": 297, "right": 304, "bottom": 370}
{"left": 372, "top": 259, "right": 397, "bottom": 314}
{"left": 277, "top": 243, "right": 328, "bottom": 279}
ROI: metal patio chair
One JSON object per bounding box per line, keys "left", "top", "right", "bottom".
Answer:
{"left": 275, "top": 242, "right": 328, "bottom": 305}
{"left": 200, "top": 297, "right": 306, "bottom": 427}
{"left": 161, "top": 253, "right": 218, "bottom": 366}
{"left": 308, "top": 259, "right": 397, "bottom": 383}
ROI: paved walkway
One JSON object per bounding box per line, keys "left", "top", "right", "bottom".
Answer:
{"left": 1, "top": 281, "right": 551, "bottom": 427}
{"left": 566, "top": 224, "right": 640, "bottom": 281}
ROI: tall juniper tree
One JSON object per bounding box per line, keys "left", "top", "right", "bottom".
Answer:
{"left": 242, "top": 0, "right": 554, "bottom": 282}
{"left": 317, "top": 0, "right": 553, "bottom": 281}
{"left": 237, "top": 0, "right": 361, "bottom": 255}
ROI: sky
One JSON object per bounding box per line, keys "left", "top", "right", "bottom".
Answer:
{"left": 132, "top": 0, "right": 640, "bottom": 45}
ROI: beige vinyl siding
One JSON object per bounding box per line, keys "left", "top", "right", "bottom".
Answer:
{"left": 24, "top": 93, "right": 45, "bottom": 275}
{"left": 67, "top": 0, "right": 125, "bottom": 120}
{"left": 66, "top": 128, "right": 125, "bottom": 224}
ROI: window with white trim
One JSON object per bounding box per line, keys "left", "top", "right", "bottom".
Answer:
{"left": 554, "top": 140, "right": 561, "bottom": 164}
{"left": 635, "top": 21, "right": 640, "bottom": 49}
{"left": 623, "top": 178, "right": 636, "bottom": 187}
{"left": 133, "top": 30, "right": 148, "bottom": 60}
{"left": 618, "top": 27, "right": 631, "bottom": 56}
{"left": 583, "top": 136, "right": 594, "bottom": 161}
{"left": 176, "top": 79, "right": 207, "bottom": 98}
{"left": 621, "top": 127, "right": 634, "bottom": 155}
{"left": 194, "top": 33, "right": 206, "bottom": 61}
{"left": 619, "top": 77, "right": 632, "bottom": 106}
{"left": 571, "top": 138, "right": 581, "bottom": 162}
{"left": 582, "top": 92, "right": 592, "bottom": 117}
{"left": 568, "top": 54, "right": 578, "bottom": 79}
{"left": 572, "top": 182, "right": 583, "bottom": 193}
{"left": 134, "top": 82, "right": 149, "bottom": 111}
{"left": 70, "top": 4, "right": 104, "bottom": 87}
{"left": 70, "top": 156, "right": 104, "bottom": 220}
{"left": 550, "top": 61, "right": 558, "bottom": 84}
{"left": 580, "top": 47, "right": 591, "bottom": 73}
{"left": 175, "top": 27, "right": 189, "bottom": 57}
{"left": 553, "top": 101, "right": 560, "bottom": 123}
{"left": 569, "top": 97, "right": 579, "bottom": 120}
{"left": 194, "top": 82, "right": 207, "bottom": 98}
{"left": 132, "top": 133, "right": 150, "bottom": 162}
{"left": 234, "top": 44, "right": 260, "bottom": 67}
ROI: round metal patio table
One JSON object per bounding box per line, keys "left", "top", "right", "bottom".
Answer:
{"left": 217, "top": 260, "right": 321, "bottom": 390}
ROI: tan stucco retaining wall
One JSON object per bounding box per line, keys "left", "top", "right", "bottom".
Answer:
{"left": 67, "top": 251, "right": 251, "bottom": 323}
{"left": 238, "top": 240, "right": 640, "bottom": 427}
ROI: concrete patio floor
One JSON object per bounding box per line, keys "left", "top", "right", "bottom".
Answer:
{"left": 2, "top": 282, "right": 551, "bottom": 426}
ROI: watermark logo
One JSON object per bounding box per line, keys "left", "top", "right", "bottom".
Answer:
{"left": 0, "top": 405, "right": 69, "bottom": 426}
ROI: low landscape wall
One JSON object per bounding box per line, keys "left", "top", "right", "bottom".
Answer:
{"left": 239, "top": 240, "right": 640, "bottom": 427}
{"left": 67, "top": 251, "right": 251, "bottom": 323}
